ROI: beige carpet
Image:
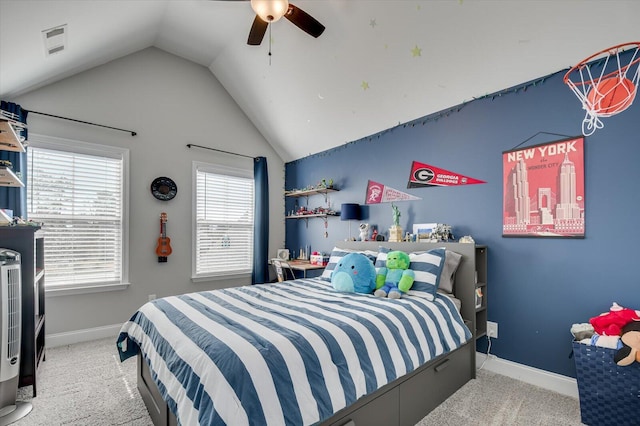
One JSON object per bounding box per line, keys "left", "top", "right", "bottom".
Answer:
{"left": 15, "top": 338, "right": 152, "bottom": 426}
{"left": 11, "top": 338, "right": 583, "bottom": 425}
{"left": 418, "top": 369, "right": 583, "bottom": 426}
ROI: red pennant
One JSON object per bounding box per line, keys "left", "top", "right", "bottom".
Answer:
{"left": 408, "top": 161, "right": 486, "bottom": 188}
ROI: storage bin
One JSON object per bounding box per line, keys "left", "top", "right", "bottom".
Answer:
{"left": 572, "top": 341, "right": 640, "bottom": 426}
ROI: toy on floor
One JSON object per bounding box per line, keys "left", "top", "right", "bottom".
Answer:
{"left": 331, "top": 252, "right": 376, "bottom": 294}
{"left": 374, "top": 250, "right": 414, "bottom": 299}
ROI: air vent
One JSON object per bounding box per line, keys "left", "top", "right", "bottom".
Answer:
{"left": 42, "top": 24, "right": 67, "bottom": 56}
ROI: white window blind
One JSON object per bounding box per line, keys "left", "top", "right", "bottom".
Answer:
{"left": 194, "top": 163, "right": 254, "bottom": 278}
{"left": 27, "top": 141, "right": 126, "bottom": 289}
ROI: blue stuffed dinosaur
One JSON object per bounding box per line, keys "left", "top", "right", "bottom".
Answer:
{"left": 331, "top": 252, "right": 376, "bottom": 294}
{"left": 374, "top": 250, "right": 415, "bottom": 299}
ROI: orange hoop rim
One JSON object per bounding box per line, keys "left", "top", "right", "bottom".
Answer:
{"left": 563, "top": 41, "right": 640, "bottom": 86}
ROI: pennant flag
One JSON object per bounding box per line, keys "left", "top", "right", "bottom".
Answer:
{"left": 408, "top": 161, "right": 486, "bottom": 188}
{"left": 365, "top": 180, "right": 421, "bottom": 204}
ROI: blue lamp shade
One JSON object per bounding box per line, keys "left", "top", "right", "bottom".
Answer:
{"left": 340, "top": 203, "right": 361, "bottom": 221}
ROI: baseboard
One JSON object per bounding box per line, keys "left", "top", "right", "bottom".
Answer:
{"left": 476, "top": 351, "right": 578, "bottom": 399}
{"left": 46, "top": 324, "right": 122, "bottom": 348}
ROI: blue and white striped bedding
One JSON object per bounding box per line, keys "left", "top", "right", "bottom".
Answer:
{"left": 117, "top": 278, "right": 471, "bottom": 426}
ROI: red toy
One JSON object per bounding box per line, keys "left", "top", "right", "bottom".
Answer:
{"left": 590, "top": 302, "right": 640, "bottom": 336}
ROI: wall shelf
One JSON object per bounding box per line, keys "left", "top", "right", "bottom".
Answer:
{"left": 0, "top": 165, "right": 25, "bottom": 187}
{"left": 285, "top": 187, "right": 339, "bottom": 235}
{"left": 0, "top": 117, "right": 27, "bottom": 153}
{"left": 284, "top": 187, "right": 338, "bottom": 202}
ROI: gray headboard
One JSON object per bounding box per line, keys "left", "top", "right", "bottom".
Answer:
{"left": 337, "top": 241, "right": 478, "bottom": 339}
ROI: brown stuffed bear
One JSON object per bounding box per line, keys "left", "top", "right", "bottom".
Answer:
{"left": 614, "top": 320, "right": 640, "bottom": 366}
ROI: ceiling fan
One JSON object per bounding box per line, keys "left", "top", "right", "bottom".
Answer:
{"left": 238, "top": 0, "right": 325, "bottom": 45}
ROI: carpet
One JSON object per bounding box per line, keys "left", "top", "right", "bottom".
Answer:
{"left": 418, "top": 368, "right": 583, "bottom": 426}
{"left": 15, "top": 338, "right": 152, "bottom": 426}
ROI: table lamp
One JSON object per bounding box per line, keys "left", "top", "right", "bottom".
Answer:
{"left": 340, "top": 203, "right": 361, "bottom": 241}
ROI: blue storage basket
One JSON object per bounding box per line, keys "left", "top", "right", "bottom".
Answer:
{"left": 572, "top": 341, "right": 640, "bottom": 426}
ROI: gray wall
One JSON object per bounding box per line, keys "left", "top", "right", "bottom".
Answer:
{"left": 14, "top": 47, "right": 285, "bottom": 337}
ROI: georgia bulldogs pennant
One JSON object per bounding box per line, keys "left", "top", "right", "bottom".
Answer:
{"left": 365, "top": 180, "right": 421, "bottom": 204}
{"left": 408, "top": 161, "right": 486, "bottom": 188}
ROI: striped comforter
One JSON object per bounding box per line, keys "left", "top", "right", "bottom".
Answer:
{"left": 117, "top": 278, "right": 471, "bottom": 426}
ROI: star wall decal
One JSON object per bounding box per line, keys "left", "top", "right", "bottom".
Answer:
{"left": 361, "top": 81, "right": 370, "bottom": 90}
{"left": 370, "top": 18, "right": 377, "bottom": 28}
{"left": 411, "top": 45, "right": 422, "bottom": 57}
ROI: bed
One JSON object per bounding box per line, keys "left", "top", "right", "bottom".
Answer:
{"left": 117, "top": 242, "right": 479, "bottom": 426}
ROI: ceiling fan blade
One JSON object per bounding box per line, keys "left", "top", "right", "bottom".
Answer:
{"left": 284, "top": 4, "right": 325, "bottom": 38}
{"left": 247, "top": 15, "right": 268, "bottom": 45}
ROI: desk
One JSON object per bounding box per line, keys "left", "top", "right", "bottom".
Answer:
{"left": 288, "top": 260, "right": 325, "bottom": 278}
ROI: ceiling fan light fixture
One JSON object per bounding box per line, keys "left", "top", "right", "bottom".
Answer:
{"left": 250, "top": 0, "right": 289, "bottom": 22}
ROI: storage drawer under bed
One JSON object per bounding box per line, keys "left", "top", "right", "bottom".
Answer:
{"left": 329, "top": 341, "right": 473, "bottom": 426}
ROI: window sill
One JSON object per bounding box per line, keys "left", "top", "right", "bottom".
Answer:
{"left": 191, "top": 273, "right": 251, "bottom": 283}
{"left": 45, "top": 282, "right": 131, "bottom": 297}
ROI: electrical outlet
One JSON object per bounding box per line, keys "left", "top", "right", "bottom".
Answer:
{"left": 148, "top": 294, "right": 156, "bottom": 302}
{"left": 487, "top": 321, "right": 498, "bottom": 338}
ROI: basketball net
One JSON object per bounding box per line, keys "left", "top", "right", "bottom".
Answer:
{"left": 564, "top": 42, "right": 640, "bottom": 136}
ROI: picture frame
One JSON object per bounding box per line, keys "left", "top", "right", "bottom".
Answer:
{"left": 502, "top": 136, "right": 585, "bottom": 238}
{"left": 412, "top": 223, "right": 438, "bottom": 241}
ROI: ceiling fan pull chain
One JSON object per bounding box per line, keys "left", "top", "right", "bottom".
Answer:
{"left": 268, "top": 24, "right": 272, "bottom": 65}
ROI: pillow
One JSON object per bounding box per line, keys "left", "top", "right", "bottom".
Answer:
{"left": 438, "top": 250, "right": 463, "bottom": 294}
{"left": 408, "top": 248, "right": 446, "bottom": 300}
{"left": 320, "top": 247, "right": 377, "bottom": 281}
{"left": 374, "top": 246, "right": 391, "bottom": 268}
{"left": 377, "top": 246, "right": 460, "bottom": 293}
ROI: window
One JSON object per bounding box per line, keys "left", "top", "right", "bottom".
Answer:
{"left": 193, "top": 162, "right": 254, "bottom": 280}
{"left": 26, "top": 134, "right": 129, "bottom": 292}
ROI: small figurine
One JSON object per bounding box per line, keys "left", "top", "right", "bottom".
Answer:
{"left": 391, "top": 203, "right": 400, "bottom": 226}
{"left": 371, "top": 227, "right": 378, "bottom": 241}
{"left": 358, "top": 223, "right": 370, "bottom": 241}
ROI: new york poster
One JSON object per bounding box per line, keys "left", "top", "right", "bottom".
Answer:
{"left": 503, "top": 136, "right": 585, "bottom": 238}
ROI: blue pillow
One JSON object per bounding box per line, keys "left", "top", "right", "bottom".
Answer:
{"left": 374, "top": 246, "right": 391, "bottom": 268}
{"left": 408, "top": 248, "right": 446, "bottom": 300}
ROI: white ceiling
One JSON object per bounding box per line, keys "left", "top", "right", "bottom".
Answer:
{"left": 2, "top": 0, "right": 639, "bottom": 162}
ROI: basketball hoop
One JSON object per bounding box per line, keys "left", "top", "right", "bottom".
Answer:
{"left": 564, "top": 42, "right": 640, "bottom": 136}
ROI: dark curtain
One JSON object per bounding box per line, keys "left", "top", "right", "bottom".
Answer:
{"left": 0, "top": 101, "right": 28, "bottom": 219}
{"left": 252, "top": 156, "right": 269, "bottom": 284}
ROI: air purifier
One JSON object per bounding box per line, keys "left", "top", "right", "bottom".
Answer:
{"left": 0, "top": 249, "right": 31, "bottom": 425}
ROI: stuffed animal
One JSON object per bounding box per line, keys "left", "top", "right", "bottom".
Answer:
{"left": 589, "top": 302, "right": 640, "bottom": 336}
{"left": 614, "top": 320, "right": 640, "bottom": 366}
{"left": 331, "top": 252, "right": 376, "bottom": 294}
{"left": 374, "top": 250, "right": 415, "bottom": 299}
{"left": 358, "top": 223, "right": 370, "bottom": 241}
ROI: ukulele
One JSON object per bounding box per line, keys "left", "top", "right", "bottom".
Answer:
{"left": 155, "top": 212, "right": 172, "bottom": 262}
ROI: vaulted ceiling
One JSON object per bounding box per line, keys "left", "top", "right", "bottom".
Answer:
{"left": 1, "top": 0, "right": 639, "bottom": 162}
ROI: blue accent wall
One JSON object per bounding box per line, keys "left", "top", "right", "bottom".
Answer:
{"left": 285, "top": 61, "right": 640, "bottom": 378}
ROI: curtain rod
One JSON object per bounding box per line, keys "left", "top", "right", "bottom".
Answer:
{"left": 26, "top": 109, "right": 137, "bottom": 136}
{"left": 186, "top": 143, "right": 255, "bottom": 159}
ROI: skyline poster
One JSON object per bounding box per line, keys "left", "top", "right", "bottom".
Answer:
{"left": 502, "top": 136, "right": 585, "bottom": 238}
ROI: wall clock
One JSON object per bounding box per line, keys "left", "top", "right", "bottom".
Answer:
{"left": 150, "top": 177, "right": 177, "bottom": 201}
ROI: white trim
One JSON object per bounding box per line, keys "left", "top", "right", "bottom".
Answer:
{"left": 476, "top": 351, "right": 578, "bottom": 399}
{"left": 46, "top": 323, "right": 123, "bottom": 348}
{"left": 45, "top": 282, "right": 130, "bottom": 297}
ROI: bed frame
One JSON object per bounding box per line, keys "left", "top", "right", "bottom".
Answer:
{"left": 137, "top": 242, "right": 478, "bottom": 426}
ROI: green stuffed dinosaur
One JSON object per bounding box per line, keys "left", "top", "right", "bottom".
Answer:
{"left": 374, "top": 250, "right": 415, "bottom": 299}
